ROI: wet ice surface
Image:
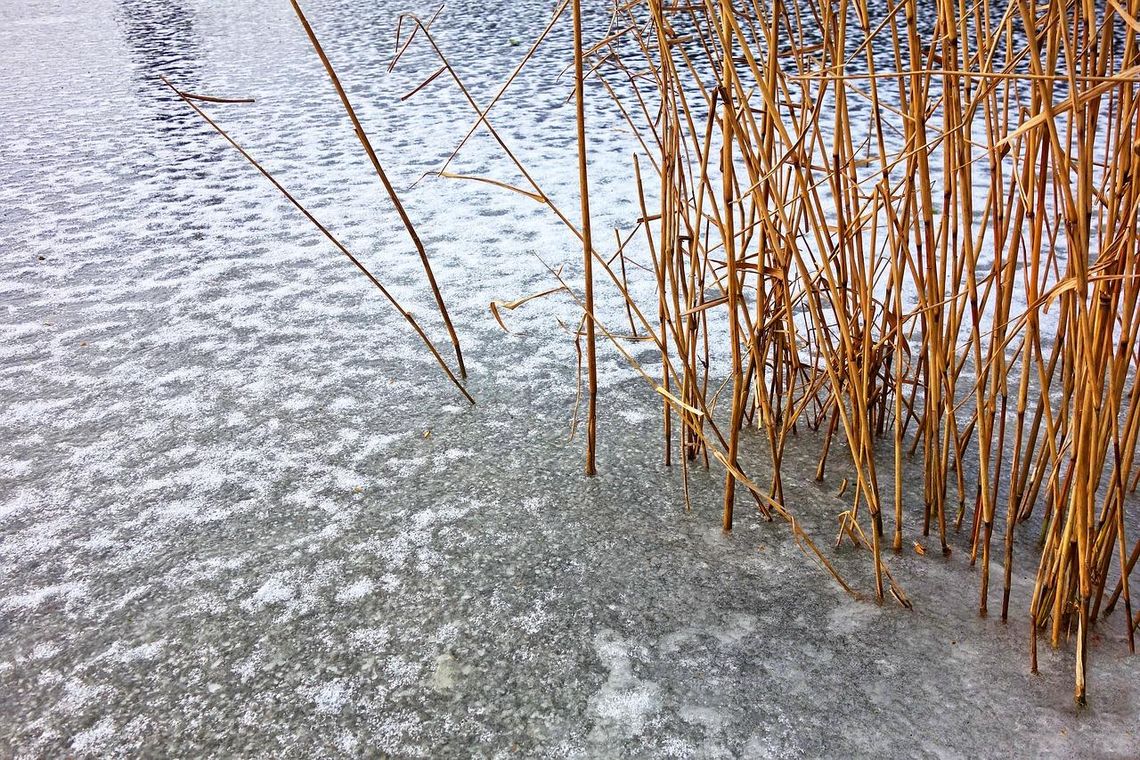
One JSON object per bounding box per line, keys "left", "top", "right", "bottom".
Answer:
{"left": 1, "top": 0, "right": 1139, "bottom": 756}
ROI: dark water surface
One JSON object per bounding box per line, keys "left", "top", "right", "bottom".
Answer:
{"left": 1, "top": 0, "right": 1138, "bottom": 756}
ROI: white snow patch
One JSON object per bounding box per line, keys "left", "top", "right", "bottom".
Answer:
{"left": 31, "top": 642, "right": 61, "bottom": 660}
{"left": 349, "top": 626, "right": 390, "bottom": 651}
{"left": 71, "top": 717, "right": 115, "bottom": 753}
{"left": 115, "top": 640, "right": 165, "bottom": 663}
{"left": 2, "top": 581, "right": 88, "bottom": 610}
{"left": 245, "top": 577, "right": 295, "bottom": 609}
{"left": 303, "top": 680, "right": 351, "bottom": 714}
{"left": 336, "top": 578, "right": 375, "bottom": 603}
{"left": 587, "top": 630, "right": 662, "bottom": 741}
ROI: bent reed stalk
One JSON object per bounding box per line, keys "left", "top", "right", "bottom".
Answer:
{"left": 158, "top": 76, "right": 474, "bottom": 405}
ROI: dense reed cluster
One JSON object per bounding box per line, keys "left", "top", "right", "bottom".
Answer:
{"left": 433, "top": 0, "right": 1140, "bottom": 705}
{"left": 167, "top": 0, "right": 1140, "bottom": 705}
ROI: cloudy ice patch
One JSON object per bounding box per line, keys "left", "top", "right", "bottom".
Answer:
{"left": 827, "top": 597, "right": 884, "bottom": 635}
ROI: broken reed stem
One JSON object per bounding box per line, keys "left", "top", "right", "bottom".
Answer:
{"left": 573, "top": 0, "right": 599, "bottom": 477}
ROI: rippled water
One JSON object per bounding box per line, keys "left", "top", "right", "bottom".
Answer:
{"left": 1, "top": 0, "right": 1138, "bottom": 756}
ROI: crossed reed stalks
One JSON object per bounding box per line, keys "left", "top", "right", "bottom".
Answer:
{"left": 406, "top": 0, "right": 1138, "bottom": 705}
{"left": 166, "top": 0, "right": 1140, "bottom": 705}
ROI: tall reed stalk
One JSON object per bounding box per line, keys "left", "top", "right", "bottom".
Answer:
{"left": 572, "top": 0, "right": 600, "bottom": 476}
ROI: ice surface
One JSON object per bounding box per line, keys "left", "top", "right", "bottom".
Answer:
{"left": 1, "top": 0, "right": 1138, "bottom": 757}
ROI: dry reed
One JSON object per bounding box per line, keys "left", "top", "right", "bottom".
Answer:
{"left": 392, "top": 0, "right": 1140, "bottom": 704}
{"left": 165, "top": 0, "right": 1140, "bottom": 706}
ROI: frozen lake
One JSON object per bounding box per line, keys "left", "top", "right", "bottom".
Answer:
{"left": 1, "top": 0, "right": 1138, "bottom": 756}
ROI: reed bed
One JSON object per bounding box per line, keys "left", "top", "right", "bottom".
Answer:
{"left": 399, "top": 0, "right": 1140, "bottom": 705}
{"left": 169, "top": 0, "right": 1140, "bottom": 705}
